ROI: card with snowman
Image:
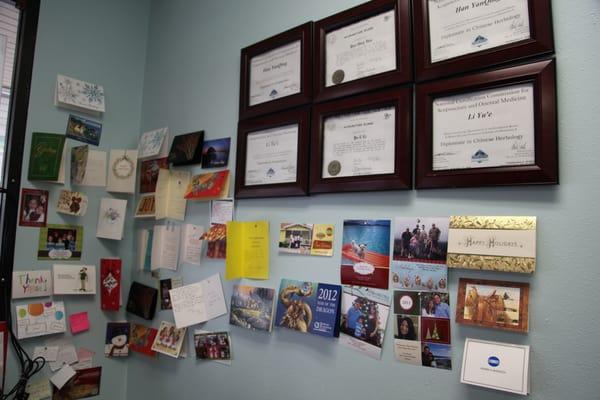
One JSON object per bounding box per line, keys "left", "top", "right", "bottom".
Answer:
{"left": 104, "top": 322, "right": 130, "bottom": 357}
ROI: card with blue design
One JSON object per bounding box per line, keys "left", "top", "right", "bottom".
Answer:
{"left": 66, "top": 114, "right": 102, "bottom": 145}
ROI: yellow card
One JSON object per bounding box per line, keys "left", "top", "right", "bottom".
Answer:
{"left": 226, "top": 221, "right": 269, "bottom": 280}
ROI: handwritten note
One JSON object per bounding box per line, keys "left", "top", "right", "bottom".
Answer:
{"left": 169, "top": 274, "right": 226, "bottom": 328}
{"left": 181, "top": 224, "right": 203, "bottom": 266}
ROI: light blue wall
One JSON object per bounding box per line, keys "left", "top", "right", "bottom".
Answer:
{"left": 8, "top": 1, "right": 150, "bottom": 399}
{"left": 128, "top": 1, "right": 600, "bottom": 400}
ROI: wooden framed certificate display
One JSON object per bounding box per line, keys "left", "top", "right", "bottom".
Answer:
{"left": 415, "top": 59, "right": 557, "bottom": 189}
{"left": 235, "top": 107, "right": 310, "bottom": 198}
{"left": 314, "top": 0, "right": 412, "bottom": 103}
{"left": 239, "top": 22, "right": 313, "bottom": 120}
{"left": 414, "top": 0, "right": 554, "bottom": 81}
{"left": 309, "top": 87, "right": 411, "bottom": 194}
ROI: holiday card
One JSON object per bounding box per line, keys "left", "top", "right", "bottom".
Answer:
{"left": 138, "top": 127, "right": 168, "bottom": 159}
{"left": 107, "top": 149, "right": 138, "bottom": 193}
{"left": 105, "top": 322, "right": 130, "bottom": 357}
{"left": 56, "top": 190, "right": 88, "bottom": 217}
{"left": 15, "top": 301, "right": 66, "bottom": 339}
{"left": 96, "top": 198, "right": 127, "bottom": 240}
{"left": 100, "top": 259, "right": 121, "bottom": 311}
{"left": 66, "top": 114, "right": 102, "bottom": 145}
{"left": 38, "top": 225, "right": 83, "bottom": 260}
{"left": 53, "top": 264, "right": 96, "bottom": 295}
{"left": 55, "top": 74, "right": 105, "bottom": 114}
{"left": 19, "top": 188, "right": 48, "bottom": 227}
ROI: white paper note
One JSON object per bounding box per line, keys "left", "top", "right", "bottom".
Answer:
{"left": 48, "top": 344, "right": 78, "bottom": 372}
{"left": 181, "top": 224, "right": 204, "bottom": 266}
{"left": 33, "top": 345, "right": 59, "bottom": 362}
{"left": 210, "top": 199, "right": 234, "bottom": 225}
{"left": 170, "top": 273, "right": 226, "bottom": 328}
{"left": 50, "top": 364, "right": 75, "bottom": 390}
{"left": 151, "top": 224, "right": 180, "bottom": 271}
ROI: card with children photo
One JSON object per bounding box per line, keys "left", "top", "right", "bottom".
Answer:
{"left": 151, "top": 321, "right": 186, "bottom": 358}
{"left": 19, "top": 188, "right": 48, "bottom": 227}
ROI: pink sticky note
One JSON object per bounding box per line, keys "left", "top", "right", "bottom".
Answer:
{"left": 68, "top": 312, "right": 90, "bottom": 334}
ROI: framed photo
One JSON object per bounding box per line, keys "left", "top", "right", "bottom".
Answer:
{"left": 19, "top": 188, "right": 48, "bottom": 227}
{"left": 456, "top": 278, "right": 530, "bottom": 333}
{"left": 314, "top": 0, "right": 412, "bottom": 103}
{"left": 310, "top": 86, "right": 411, "bottom": 194}
{"left": 414, "top": 0, "right": 554, "bottom": 81}
{"left": 239, "top": 22, "right": 313, "bottom": 120}
{"left": 235, "top": 107, "right": 310, "bottom": 198}
{"left": 415, "top": 59, "right": 557, "bottom": 189}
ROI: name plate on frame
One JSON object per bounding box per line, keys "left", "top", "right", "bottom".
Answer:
{"left": 447, "top": 216, "right": 536, "bottom": 273}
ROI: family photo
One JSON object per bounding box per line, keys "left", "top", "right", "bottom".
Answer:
{"left": 340, "top": 291, "right": 389, "bottom": 349}
{"left": 19, "top": 189, "right": 48, "bottom": 227}
{"left": 393, "top": 217, "right": 449, "bottom": 263}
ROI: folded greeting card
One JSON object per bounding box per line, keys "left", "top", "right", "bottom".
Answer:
{"left": 169, "top": 274, "right": 227, "bottom": 328}
{"left": 19, "top": 188, "right": 48, "bottom": 227}
{"left": 135, "top": 194, "right": 156, "bottom": 218}
{"left": 71, "top": 146, "right": 106, "bottom": 187}
{"left": 159, "top": 277, "right": 182, "bottom": 310}
{"left": 129, "top": 323, "right": 158, "bottom": 357}
{"left": 70, "top": 145, "right": 88, "bottom": 184}
{"left": 126, "top": 282, "right": 158, "bottom": 320}
{"left": 151, "top": 321, "right": 186, "bottom": 358}
{"left": 53, "top": 264, "right": 96, "bottom": 295}
{"left": 55, "top": 74, "right": 105, "bottom": 114}
{"left": 155, "top": 169, "right": 190, "bottom": 221}
{"left": 66, "top": 114, "right": 102, "bottom": 145}
{"left": 12, "top": 270, "right": 52, "bottom": 299}
{"left": 96, "top": 198, "right": 127, "bottom": 240}
{"left": 225, "top": 221, "right": 269, "bottom": 280}
{"left": 15, "top": 301, "right": 66, "bottom": 339}
{"left": 28, "top": 132, "right": 66, "bottom": 182}
{"left": 107, "top": 149, "right": 138, "bottom": 193}
{"left": 105, "top": 322, "right": 130, "bottom": 357}
{"left": 139, "top": 157, "right": 168, "bottom": 193}
{"left": 151, "top": 224, "right": 180, "bottom": 271}
{"left": 100, "top": 258, "right": 121, "bottom": 311}
{"left": 200, "top": 224, "right": 226, "bottom": 259}
{"left": 168, "top": 131, "right": 204, "bottom": 166}
{"left": 230, "top": 285, "right": 275, "bottom": 333}
{"left": 38, "top": 225, "right": 83, "bottom": 260}
{"left": 201, "top": 137, "right": 230, "bottom": 168}
{"left": 184, "top": 170, "right": 230, "bottom": 201}
{"left": 138, "top": 127, "right": 168, "bottom": 159}
{"left": 194, "top": 331, "right": 231, "bottom": 360}
{"left": 56, "top": 190, "right": 88, "bottom": 217}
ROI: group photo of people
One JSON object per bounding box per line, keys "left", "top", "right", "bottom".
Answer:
{"left": 194, "top": 332, "right": 231, "bottom": 360}
{"left": 393, "top": 218, "right": 449, "bottom": 263}
{"left": 341, "top": 294, "right": 389, "bottom": 349}
{"left": 45, "top": 227, "right": 78, "bottom": 251}
{"left": 19, "top": 190, "right": 47, "bottom": 226}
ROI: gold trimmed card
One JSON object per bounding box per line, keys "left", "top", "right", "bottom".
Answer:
{"left": 447, "top": 216, "right": 536, "bottom": 273}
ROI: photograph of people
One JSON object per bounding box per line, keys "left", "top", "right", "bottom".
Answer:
{"left": 393, "top": 218, "right": 449, "bottom": 263}
{"left": 395, "top": 316, "right": 417, "bottom": 341}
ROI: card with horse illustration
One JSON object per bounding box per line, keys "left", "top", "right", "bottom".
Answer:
{"left": 456, "top": 278, "right": 529, "bottom": 333}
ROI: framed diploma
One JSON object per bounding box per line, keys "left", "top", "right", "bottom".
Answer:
{"left": 415, "top": 59, "right": 557, "bottom": 189}
{"left": 414, "top": 0, "right": 554, "bottom": 81}
{"left": 239, "top": 22, "right": 313, "bottom": 120}
{"left": 310, "top": 87, "right": 411, "bottom": 194}
{"left": 235, "top": 107, "right": 310, "bottom": 198}
{"left": 314, "top": 0, "right": 412, "bottom": 103}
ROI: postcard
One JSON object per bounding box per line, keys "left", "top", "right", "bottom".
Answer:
{"left": 96, "top": 198, "right": 127, "bottom": 240}
{"left": 170, "top": 274, "right": 227, "bottom": 328}
{"left": 12, "top": 270, "right": 52, "bottom": 299}
{"left": 138, "top": 127, "right": 168, "bottom": 159}
{"left": 19, "top": 188, "right": 48, "bottom": 227}
{"left": 159, "top": 276, "right": 182, "bottom": 310}
{"left": 15, "top": 301, "right": 66, "bottom": 339}
{"left": 38, "top": 225, "right": 83, "bottom": 260}
{"left": 151, "top": 224, "right": 180, "bottom": 271}
{"left": 210, "top": 199, "right": 234, "bottom": 225}
{"left": 155, "top": 169, "right": 190, "bottom": 221}
{"left": 105, "top": 322, "right": 130, "bottom": 357}
{"left": 25, "top": 378, "right": 52, "bottom": 400}
{"left": 194, "top": 331, "right": 231, "bottom": 360}
{"left": 151, "top": 321, "right": 186, "bottom": 358}
{"left": 52, "top": 366, "right": 102, "bottom": 399}
{"left": 341, "top": 220, "right": 391, "bottom": 289}
{"left": 339, "top": 285, "right": 391, "bottom": 359}
{"left": 184, "top": 170, "right": 230, "bottom": 201}
{"left": 100, "top": 258, "right": 121, "bottom": 311}
{"left": 126, "top": 282, "right": 158, "bottom": 320}
{"left": 422, "top": 342, "right": 452, "bottom": 370}
{"left": 200, "top": 224, "right": 226, "bottom": 259}
{"left": 447, "top": 216, "right": 537, "bottom": 273}
{"left": 139, "top": 157, "right": 168, "bottom": 193}
{"left": 66, "top": 114, "right": 102, "bottom": 145}
{"left": 55, "top": 74, "right": 105, "bottom": 114}
{"left": 456, "top": 278, "right": 530, "bottom": 333}
{"left": 275, "top": 279, "right": 342, "bottom": 338}
{"left": 393, "top": 217, "right": 449, "bottom": 264}
{"left": 129, "top": 323, "right": 158, "bottom": 357}
{"left": 28, "top": 132, "right": 66, "bottom": 182}
{"left": 201, "top": 137, "right": 230, "bottom": 168}
{"left": 168, "top": 130, "right": 204, "bottom": 166}
{"left": 225, "top": 221, "right": 268, "bottom": 280}
{"left": 135, "top": 194, "right": 156, "bottom": 218}
{"left": 107, "top": 149, "right": 138, "bottom": 193}
{"left": 461, "top": 338, "right": 529, "bottom": 395}
{"left": 391, "top": 262, "right": 447, "bottom": 291}
{"left": 230, "top": 285, "right": 275, "bottom": 332}
{"left": 53, "top": 264, "right": 96, "bottom": 295}
{"left": 56, "top": 190, "right": 88, "bottom": 217}
{"left": 278, "top": 223, "right": 334, "bottom": 257}
{"left": 69, "top": 312, "right": 89, "bottom": 334}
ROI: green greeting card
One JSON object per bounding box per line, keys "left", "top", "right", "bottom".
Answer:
{"left": 28, "top": 132, "right": 66, "bottom": 181}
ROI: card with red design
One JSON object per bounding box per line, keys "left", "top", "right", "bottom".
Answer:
{"left": 100, "top": 259, "right": 121, "bottom": 311}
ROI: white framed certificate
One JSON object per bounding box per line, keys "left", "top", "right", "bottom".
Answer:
{"left": 249, "top": 40, "right": 301, "bottom": 106}
{"left": 325, "top": 9, "right": 397, "bottom": 87}
{"left": 432, "top": 83, "right": 535, "bottom": 171}
{"left": 428, "top": 0, "right": 531, "bottom": 63}
{"left": 322, "top": 107, "right": 395, "bottom": 179}
{"left": 245, "top": 124, "right": 299, "bottom": 186}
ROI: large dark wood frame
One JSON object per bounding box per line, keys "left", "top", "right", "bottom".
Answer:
{"left": 314, "top": 0, "right": 412, "bottom": 103}
{"left": 239, "top": 22, "right": 313, "bottom": 120}
{"left": 415, "top": 58, "right": 557, "bottom": 189}
{"left": 235, "top": 107, "right": 310, "bottom": 198}
{"left": 456, "top": 278, "right": 530, "bottom": 333}
{"left": 310, "top": 86, "right": 412, "bottom": 194}
{"left": 414, "top": 0, "right": 554, "bottom": 82}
